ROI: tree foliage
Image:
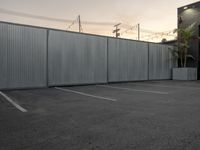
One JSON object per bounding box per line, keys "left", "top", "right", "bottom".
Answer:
{"left": 171, "top": 23, "right": 197, "bottom": 67}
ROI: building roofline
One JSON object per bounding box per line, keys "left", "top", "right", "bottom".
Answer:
{"left": 178, "top": 1, "right": 200, "bottom": 9}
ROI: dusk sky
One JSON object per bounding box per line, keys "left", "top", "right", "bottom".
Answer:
{"left": 0, "top": 0, "right": 199, "bottom": 41}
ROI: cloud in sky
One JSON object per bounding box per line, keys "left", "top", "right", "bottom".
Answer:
{"left": 0, "top": 0, "right": 199, "bottom": 41}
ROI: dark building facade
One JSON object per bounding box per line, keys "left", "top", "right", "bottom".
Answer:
{"left": 178, "top": 1, "right": 200, "bottom": 79}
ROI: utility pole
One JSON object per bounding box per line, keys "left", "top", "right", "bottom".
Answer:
{"left": 113, "top": 23, "right": 121, "bottom": 38}
{"left": 138, "top": 23, "right": 140, "bottom": 40}
{"left": 78, "top": 15, "right": 81, "bottom": 32}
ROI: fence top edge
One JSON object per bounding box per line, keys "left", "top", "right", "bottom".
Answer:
{"left": 0, "top": 20, "right": 172, "bottom": 46}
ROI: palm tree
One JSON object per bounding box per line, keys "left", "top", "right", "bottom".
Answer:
{"left": 172, "top": 23, "right": 196, "bottom": 67}
{"left": 173, "top": 23, "right": 196, "bottom": 67}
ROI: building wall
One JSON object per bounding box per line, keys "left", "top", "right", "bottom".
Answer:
{"left": 178, "top": 2, "right": 200, "bottom": 79}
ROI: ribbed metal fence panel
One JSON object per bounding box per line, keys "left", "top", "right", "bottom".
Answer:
{"left": 149, "top": 43, "right": 173, "bottom": 80}
{"left": 48, "top": 30, "right": 107, "bottom": 86}
{"left": 0, "top": 23, "right": 47, "bottom": 89}
{"left": 0, "top": 24, "right": 7, "bottom": 89}
{"left": 0, "top": 22, "right": 175, "bottom": 90}
{"left": 108, "top": 38, "right": 149, "bottom": 82}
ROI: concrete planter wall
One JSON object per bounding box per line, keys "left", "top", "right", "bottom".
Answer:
{"left": 173, "top": 68, "right": 197, "bottom": 80}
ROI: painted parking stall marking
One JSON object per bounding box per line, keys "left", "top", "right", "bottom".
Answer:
{"left": 97, "top": 85, "right": 169, "bottom": 95}
{"left": 55, "top": 87, "right": 117, "bottom": 102}
{"left": 0, "top": 91, "right": 27, "bottom": 112}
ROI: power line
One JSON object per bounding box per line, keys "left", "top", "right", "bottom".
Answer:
{"left": 0, "top": 8, "right": 176, "bottom": 41}
{"left": 121, "top": 27, "right": 176, "bottom": 42}
{"left": 122, "top": 27, "right": 176, "bottom": 38}
{"left": 82, "top": 21, "right": 116, "bottom": 26}
{"left": 0, "top": 8, "right": 141, "bottom": 29}
{"left": 140, "top": 31, "right": 176, "bottom": 41}
{"left": 121, "top": 24, "right": 138, "bottom": 35}
{"left": 66, "top": 16, "right": 78, "bottom": 30}
{"left": 0, "top": 8, "right": 143, "bottom": 31}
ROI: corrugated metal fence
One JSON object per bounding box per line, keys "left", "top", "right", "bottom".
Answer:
{"left": 0, "top": 23, "right": 47, "bottom": 89}
{"left": 149, "top": 43, "right": 173, "bottom": 80}
{"left": 0, "top": 22, "right": 174, "bottom": 90}
{"left": 108, "top": 38, "right": 149, "bottom": 82}
{"left": 48, "top": 30, "right": 107, "bottom": 86}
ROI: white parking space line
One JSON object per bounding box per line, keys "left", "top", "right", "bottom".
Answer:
{"left": 97, "top": 85, "right": 169, "bottom": 95}
{"left": 129, "top": 83, "right": 200, "bottom": 90}
{"left": 0, "top": 91, "right": 27, "bottom": 113}
{"left": 55, "top": 87, "right": 117, "bottom": 102}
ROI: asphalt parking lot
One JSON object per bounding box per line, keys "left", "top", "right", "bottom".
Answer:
{"left": 1, "top": 80, "right": 200, "bottom": 150}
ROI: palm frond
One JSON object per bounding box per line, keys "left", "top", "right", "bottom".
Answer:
{"left": 186, "top": 54, "right": 195, "bottom": 60}
{"left": 170, "top": 22, "right": 196, "bottom": 67}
